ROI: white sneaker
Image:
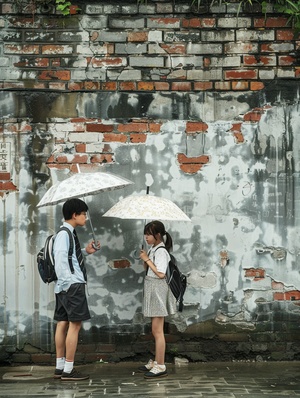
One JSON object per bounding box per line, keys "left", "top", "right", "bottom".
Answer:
{"left": 144, "top": 363, "right": 168, "bottom": 379}
{"left": 137, "top": 359, "right": 156, "bottom": 372}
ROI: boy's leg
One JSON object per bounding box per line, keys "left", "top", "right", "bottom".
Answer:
{"left": 65, "top": 320, "right": 82, "bottom": 363}
{"left": 55, "top": 320, "right": 69, "bottom": 358}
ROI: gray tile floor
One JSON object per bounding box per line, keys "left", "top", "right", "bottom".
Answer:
{"left": 1, "top": 361, "right": 300, "bottom": 397}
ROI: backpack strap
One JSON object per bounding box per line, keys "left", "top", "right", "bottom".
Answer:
{"left": 57, "top": 226, "right": 75, "bottom": 274}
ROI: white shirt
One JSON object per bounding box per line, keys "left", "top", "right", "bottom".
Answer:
{"left": 147, "top": 242, "right": 170, "bottom": 278}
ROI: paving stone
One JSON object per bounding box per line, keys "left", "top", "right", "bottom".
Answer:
{"left": 1, "top": 362, "right": 300, "bottom": 397}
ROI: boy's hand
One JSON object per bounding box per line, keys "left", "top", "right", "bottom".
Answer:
{"left": 86, "top": 240, "right": 100, "bottom": 253}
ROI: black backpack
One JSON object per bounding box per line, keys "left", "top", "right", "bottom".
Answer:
{"left": 154, "top": 246, "right": 187, "bottom": 312}
{"left": 37, "top": 226, "right": 74, "bottom": 284}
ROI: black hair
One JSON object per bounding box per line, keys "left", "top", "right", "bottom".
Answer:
{"left": 144, "top": 220, "right": 173, "bottom": 252}
{"left": 62, "top": 198, "right": 88, "bottom": 220}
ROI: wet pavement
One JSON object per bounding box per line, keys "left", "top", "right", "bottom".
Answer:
{"left": 1, "top": 361, "right": 300, "bottom": 397}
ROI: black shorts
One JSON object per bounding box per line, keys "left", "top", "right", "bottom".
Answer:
{"left": 54, "top": 283, "right": 91, "bottom": 322}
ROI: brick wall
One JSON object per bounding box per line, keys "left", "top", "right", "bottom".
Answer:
{"left": 0, "top": 1, "right": 298, "bottom": 93}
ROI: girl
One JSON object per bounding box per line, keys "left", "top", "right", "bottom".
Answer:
{"left": 139, "top": 220, "right": 177, "bottom": 379}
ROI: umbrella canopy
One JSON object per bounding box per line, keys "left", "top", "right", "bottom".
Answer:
{"left": 37, "top": 171, "right": 133, "bottom": 208}
{"left": 102, "top": 194, "right": 191, "bottom": 222}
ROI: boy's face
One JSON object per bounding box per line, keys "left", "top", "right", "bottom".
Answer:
{"left": 73, "top": 211, "right": 87, "bottom": 227}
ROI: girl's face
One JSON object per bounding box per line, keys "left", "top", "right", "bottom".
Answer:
{"left": 145, "top": 232, "right": 161, "bottom": 246}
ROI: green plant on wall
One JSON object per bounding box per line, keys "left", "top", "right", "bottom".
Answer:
{"left": 138, "top": 0, "right": 300, "bottom": 30}
{"left": 15, "top": 0, "right": 79, "bottom": 15}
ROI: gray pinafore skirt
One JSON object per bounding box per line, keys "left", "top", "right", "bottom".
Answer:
{"left": 143, "top": 275, "right": 177, "bottom": 317}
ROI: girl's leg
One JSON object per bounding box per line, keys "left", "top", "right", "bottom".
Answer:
{"left": 151, "top": 316, "right": 165, "bottom": 365}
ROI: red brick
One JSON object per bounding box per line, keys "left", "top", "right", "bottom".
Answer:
{"left": 182, "top": 18, "right": 202, "bottom": 28}
{"left": 233, "top": 132, "right": 244, "bottom": 143}
{"left": 250, "top": 81, "right": 265, "bottom": 91}
{"left": 201, "top": 18, "right": 216, "bottom": 28}
{"left": 68, "top": 82, "right": 84, "bottom": 90}
{"left": 102, "top": 82, "right": 117, "bottom": 91}
{"left": 276, "top": 29, "right": 295, "bottom": 41}
{"left": 254, "top": 17, "right": 289, "bottom": 28}
{"left": 177, "top": 153, "right": 210, "bottom": 164}
{"left": 130, "top": 133, "right": 147, "bottom": 143}
{"left": 186, "top": 122, "right": 208, "bottom": 133}
{"left": 274, "top": 290, "right": 300, "bottom": 301}
{"left": 128, "top": 32, "right": 148, "bottom": 42}
{"left": 171, "top": 82, "right": 191, "bottom": 91}
{"left": 137, "top": 82, "right": 155, "bottom": 91}
{"left": 75, "top": 143, "right": 86, "bottom": 153}
{"left": 0, "top": 181, "right": 18, "bottom": 191}
{"left": 103, "top": 133, "right": 127, "bottom": 143}
{"left": 194, "top": 81, "right": 213, "bottom": 91}
{"left": 244, "top": 110, "right": 263, "bottom": 122}
{"left": 244, "top": 268, "right": 265, "bottom": 279}
{"left": 154, "top": 82, "right": 170, "bottom": 90}
{"left": 91, "top": 57, "right": 125, "bottom": 67}
{"left": 55, "top": 154, "right": 88, "bottom": 164}
{"left": 86, "top": 124, "right": 114, "bottom": 132}
{"left": 278, "top": 55, "right": 295, "bottom": 66}
{"left": 14, "top": 58, "right": 49, "bottom": 68}
{"left": 111, "top": 259, "right": 130, "bottom": 269}
{"left": 179, "top": 164, "right": 203, "bottom": 174}
{"left": 225, "top": 70, "right": 257, "bottom": 80}
{"left": 84, "top": 81, "right": 100, "bottom": 90}
{"left": 119, "top": 82, "right": 136, "bottom": 91}
{"left": 90, "top": 154, "right": 114, "bottom": 164}
{"left": 117, "top": 123, "right": 148, "bottom": 133}
{"left": 0, "top": 173, "right": 11, "bottom": 181}
{"left": 38, "top": 70, "right": 71, "bottom": 81}
{"left": 149, "top": 123, "right": 162, "bottom": 133}
{"left": 161, "top": 44, "right": 186, "bottom": 54}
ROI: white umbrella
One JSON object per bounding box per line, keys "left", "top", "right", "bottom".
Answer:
{"left": 37, "top": 171, "right": 133, "bottom": 207}
{"left": 37, "top": 170, "right": 134, "bottom": 242}
{"left": 102, "top": 193, "right": 191, "bottom": 222}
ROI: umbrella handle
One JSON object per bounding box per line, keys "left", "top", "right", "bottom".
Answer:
{"left": 87, "top": 210, "right": 98, "bottom": 249}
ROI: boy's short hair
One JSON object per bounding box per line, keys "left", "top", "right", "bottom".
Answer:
{"left": 63, "top": 198, "right": 88, "bottom": 220}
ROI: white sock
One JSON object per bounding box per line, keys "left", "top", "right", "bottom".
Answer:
{"left": 63, "top": 361, "right": 74, "bottom": 373}
{"left": 56, "top": 357, "right": 65, "bottom": 370}
{"left": 157, "top": 363, "right": 166, "bottom": 370}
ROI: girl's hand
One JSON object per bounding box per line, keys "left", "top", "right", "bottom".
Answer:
{"left": 139, "top": 249, "right": 149, "bottom": 262}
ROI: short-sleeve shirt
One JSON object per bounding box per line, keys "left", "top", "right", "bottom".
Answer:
{"left": 147, "top": 242, "right": 170, "bottom": 278}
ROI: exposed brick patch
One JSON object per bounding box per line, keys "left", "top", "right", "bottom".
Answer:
{"left": 177, "top": 153, "right": 210, "bottom": 164}
{"left": 109, "top": 259, "right": 131, "bottom": 269}
{"left": 0, "top": 181, "right": 18, "bottom": 192}
{"left": 0, "top": 172, "right": 11, "bottom": 181}
{"left": 90, "top": 154, "right": 114, "bottom": 164}
{"left": 244, "top": 268, "right": 265, "bottom": 280}
{"left": 274, "top": 290, "right": 300, "bottom": 301}
{"left": 179, "top": 164, "right": 204, "bottom": 174}
{"left": 186, "top": 121, "right": 208, "bottom": 133}
{"left": 130, "top": 133, "right": 147, "bottom": 143}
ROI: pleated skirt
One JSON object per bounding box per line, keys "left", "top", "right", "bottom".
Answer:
{"left": 143, "top": 275, "right": 177, "bottom": 317}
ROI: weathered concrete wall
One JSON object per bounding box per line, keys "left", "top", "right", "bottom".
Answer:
{"left": 1, "top": 0, "right": 300, "bottom": 364}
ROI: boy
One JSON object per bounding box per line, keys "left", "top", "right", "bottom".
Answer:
{"left": 53, "top": 198, "right": 100, "bottom": 381}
